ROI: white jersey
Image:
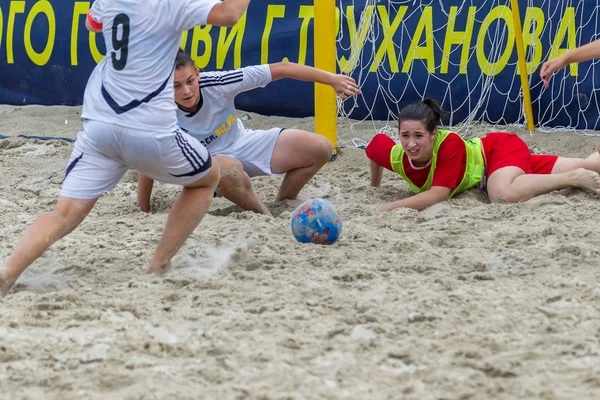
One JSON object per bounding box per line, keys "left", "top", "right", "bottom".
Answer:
{"left": 176, "top": 65, "right": 273, "bottom": 153}
{"left": 82, "top": 0, "right": 219, "bottom": 133}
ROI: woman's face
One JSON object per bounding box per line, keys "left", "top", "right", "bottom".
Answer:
{"left": 173, "top": 65, "right": 200, "bottom": 111}
{"left": 398, "top": 120, "right": 435, "bottom": 166}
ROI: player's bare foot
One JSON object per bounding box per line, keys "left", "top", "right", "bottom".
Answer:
{"left": 259, "top": 205, "right": 273, "bottom": 217}
{"left": 138, "top": 200, "right": 151, "bottom": 213}
{"left": 276, "top": 197, "right": 304, "bottom": 207}
{"left": 584, "top": 144, "right": 600, "bottom": 173}
{"left": 0, "top": 269, "right": 14, "bottom": 298}
{"left": 146, "top": 261, "right": 172, "bottom": 275}
{"left": 571, "top": 168, "right": 600, "bottom": 194}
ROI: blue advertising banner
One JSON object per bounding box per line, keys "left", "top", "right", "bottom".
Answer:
{"left": 0, "top": 0, "right": 597, "bottom": 128}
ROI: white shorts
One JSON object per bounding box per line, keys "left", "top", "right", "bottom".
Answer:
{"left": 214, "top": 128, "right": 282, "bottom": 177}
{"left": 60, "top": 120, "right": 212, "bottom": 199}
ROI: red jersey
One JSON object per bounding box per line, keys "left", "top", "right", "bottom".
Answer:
{"left": 366, "top": 132, "right": 466, "bottom": 190}
{"left": 365, "top": 132, "right": 558, "bottom": 185}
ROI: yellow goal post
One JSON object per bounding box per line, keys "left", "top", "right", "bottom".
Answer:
{"left": 314, "top": 0, "right": 338, "bottom": 158}
{"left": 313, "top": 0, "right": 535, "bottom": 142}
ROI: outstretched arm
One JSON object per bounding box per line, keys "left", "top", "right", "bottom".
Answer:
{"left": 137, "top": 174, "right": 155, "bottom": 213}
{"left": 375, "top": 186, "right": 451, "bottom": 212}
{"left": 540, "top": 40, "right": 600, "bottom": 88}
{"left": 269, "top": 62, "right": 360, "bottom": 99}
{"left": 207, "top": 0, "right": 250, "bottom": 27}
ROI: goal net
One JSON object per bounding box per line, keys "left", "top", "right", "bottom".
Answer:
{"left": 334, "top": 0, "right": 600, "bottom": 140}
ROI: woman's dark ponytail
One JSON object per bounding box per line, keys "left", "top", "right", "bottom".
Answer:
{"left": 175, "top": 48, "right": 196, "bottom": 70}
{"left": 398, "top": 98, "right": 448, "bottom": 133}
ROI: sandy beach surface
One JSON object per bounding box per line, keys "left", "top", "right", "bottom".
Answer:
{"left": 1, "top": 105, "right": 599, "bottom": 399}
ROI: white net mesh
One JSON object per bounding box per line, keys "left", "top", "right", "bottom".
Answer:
{"left": 334, "top": 0, "right": 600, "bottom": 144}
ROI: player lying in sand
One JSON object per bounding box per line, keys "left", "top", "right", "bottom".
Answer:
{"left": 366, "top": 98, "right": 600, "bottom": 212}
{"left": 137, "top": 50, "right": 360, "bottom": 216}
{"left": 0, "top": 0, "right": 249, "bottom": 297}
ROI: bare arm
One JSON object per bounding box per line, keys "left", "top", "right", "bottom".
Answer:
{"left": 540, "top": 40, "right": 600, "bottom": 87}
{"left": 376, "top": 186, "right": 451, "bottom": 212}
{"left": 269, "top": 62, "right": 360, "bottom": 99}
{"left": 137, "top": 174, "right": 155, "bottom": 213}
{"left": 207, "top": 0, "right": 250, "bottom": 27}
{"left": 370, "top": 160, "right": 383, "bottom": 187}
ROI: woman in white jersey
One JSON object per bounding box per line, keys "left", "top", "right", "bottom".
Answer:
{"left": 0, "top": 0, "right": 249, "bottom": 297}
{"left": 137, "top": 50, "right": 360, "bottom": 216}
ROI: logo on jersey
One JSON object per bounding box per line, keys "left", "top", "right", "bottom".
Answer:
{"left": 215, "top": 114, "right": 237, "bottom": 137}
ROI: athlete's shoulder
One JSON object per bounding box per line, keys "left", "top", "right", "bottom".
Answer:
{"left": 199, "top": 69, "right": 244, "bottom": 89}
{"left": 445, "top": 132, "right": 464, "bottom": 141}
{"left": 438, "top": 133, "right": 467, "bottom": 156}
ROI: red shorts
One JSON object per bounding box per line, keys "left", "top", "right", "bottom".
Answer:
{"left": 481, "top": 132, "right": 558, "bottom": 176}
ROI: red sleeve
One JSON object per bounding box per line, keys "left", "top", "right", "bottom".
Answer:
{"left": 431, "top": 133, "right": 466, "bottom": 189}
{"left": 87, "top": 10, "right": 103, "bottom": 31}
{"left": 365, "top": 133, "right": 395, "bottom": 171}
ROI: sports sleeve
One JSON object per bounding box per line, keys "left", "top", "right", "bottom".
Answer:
{"left": 88, "top": 0, "right": 104, "bottom": 28}
{"left": 431, "top": 134, "right": 467, "bottom": 189}
{"left": 219, "top": 65, "right": 273, "bottom": 99}
{"left": 365, "top": 133, "right": 395, "bottom": 171}
{"left": 170, "top": 0, "right": 221, "bottom": 32}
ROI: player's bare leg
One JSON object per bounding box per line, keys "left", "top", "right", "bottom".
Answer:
{"left": 550, "top": 144, "right": 600, "bottom": 174}
{"left": 487, "top": 166, "right": 600, "bottom": 203}
{"left": 137, "top": 174, "right": 155, "bottom": 213}
{"left": 146, "top": 163, "right": 220, "bottom": 274}
{"left": 270, "top": 129, "right": 333, "bottom": 201}
{"left": 583, "top": 143, "right": 600, "bottom": 172}
{"left": 0, "top": 274, "right": 8, "bottom": 298}
{"left": 0, "top": 197, "right": 98, "bottom": 297}
{"left": 215, "top": 155, "right": 272, "bottom": 216}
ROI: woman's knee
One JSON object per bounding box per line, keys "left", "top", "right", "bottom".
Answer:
{"left": 216, "top": 157, "right": 246, "bottom": 185}
{"left": 486, "top": 167, "right": 527, "bottom": 203}
{"left": 185, "top": 161, "right": 220, "bottom": 190}
{"left": 54, "top": 197, "right": 97, "bottom": 233}
{"left": 488, "top": 189, "right": 521, "bottom": 203}
{"left": 311, "top": 135, "right": 333, "bottom": 164}
{"left": 271, "top": 130, "right": 331, "bottom": 173}
{"left": 320, "top": 137, "right": 334, "bottom": 161}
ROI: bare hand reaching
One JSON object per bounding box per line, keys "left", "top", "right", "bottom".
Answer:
{"left": 540, "top": 56, "right": 567, "bottom": 88}
{"left": 330, "top": 75, "right": 361, "bottom": 99}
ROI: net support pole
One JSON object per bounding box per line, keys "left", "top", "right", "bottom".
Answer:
{"left": 314, "top": 0, "right": 337, "bottom": 158}
{"left": 510, "top": 0, "right": 535, "bottom": 131}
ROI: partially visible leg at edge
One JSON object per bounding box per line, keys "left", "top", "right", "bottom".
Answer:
{"left": 487, "top": 166, "right": 600, "bottom": 204}
{"left": 0, "top": 196, "right": 98, "bottom": 296}
{"left": 146, "top": 163, "right": 220, "bottom": 274}
{"left": 216, "top": 155, "right": 272, "bottom": 216}
{"left": 270, "top": 129, "right": 332, "bottom": 201}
